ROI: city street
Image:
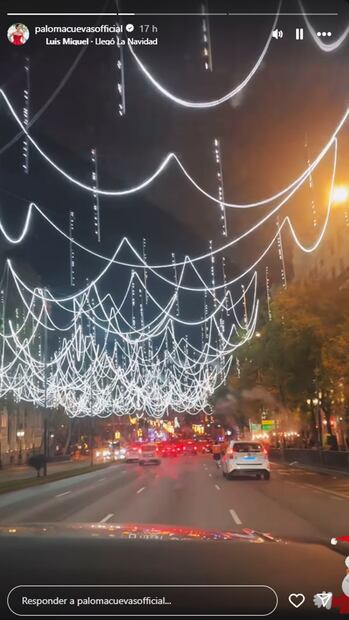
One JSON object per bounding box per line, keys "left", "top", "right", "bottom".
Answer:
{"left": 0, "top": 454, "right": 348, "bottom": 541}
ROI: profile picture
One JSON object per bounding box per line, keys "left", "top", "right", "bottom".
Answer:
{"left": 7, "top": 23, "right": 30, "bottom": 46}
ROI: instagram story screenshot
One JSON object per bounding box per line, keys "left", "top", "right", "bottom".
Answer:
{"left": 0, "top": 0, "right": 348, "bottom": 618}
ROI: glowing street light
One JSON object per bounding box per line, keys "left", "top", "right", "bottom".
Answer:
{"left": 331, "top": 185, "right": 349, "bottom": 205}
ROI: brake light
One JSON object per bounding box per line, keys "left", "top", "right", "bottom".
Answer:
{"left": 227, "top": 448, "right": 234, "bottom": 457}
{"left": 138, "top": 448, "right": 142, "bottom": 454}
{"left": 263, "top": 448, "right": 268, "bottom": 455}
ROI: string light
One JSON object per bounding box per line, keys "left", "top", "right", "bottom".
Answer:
{"left": 142, "top": 238, "right": 148, "bottom": 303}
{"left": 115, "top": 0, "right": 126, "bottom": 116}
{"left": 127, "top": 4, "right": 280, "bottom": 108}
{"left": 69, "top": 211, "right": 75, "bottom": 287}
{"left": 0, "top": 246, "right": 259, "bottom": 418}
{"left": 0, "top": 134, "right": 337, "bottom": 295}
{"left": 0, "top": 87, "right": 346, "bottom": 209}
{"left": 91, "top": 148, "right": 101, "bottom": 242}
{"left": 22, "top": 57, "right": 30, "bottom": 174}
{"left": 265, "top": 266, "right": 272, "bottom": 321}
{"left": 304, "top": 133, "right": 317, "bottom": 227}
{"left": 201, "top": 1, "right": 213, "bottom": 72}
{"left": 213, "top": 138, "right": 228, "bottom": 236}
{"left": 276, "top": 215, "right": 287, "bottom": 289}
{"left": 299, "top": 0, "right": 349, "bottom": 52}
{"left": 221, "top": 256, "right": 229, "bottom": 316}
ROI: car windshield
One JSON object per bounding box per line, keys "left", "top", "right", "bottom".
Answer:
{"left": 233, "top": 443, "right": 263, "bottom": 453}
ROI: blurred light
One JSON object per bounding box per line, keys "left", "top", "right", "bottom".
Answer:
{"left": 331, "top": 185, "right": 348, "bottom": 204}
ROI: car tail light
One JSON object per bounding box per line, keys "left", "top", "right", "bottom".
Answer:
{"left": 227, "top": 448, "right": 234, "bottom": 457}
{"left": 263, "top": 448, "right": 268, "bottom": 455}
{"left": 138, "top": 448, "right": 142, "bottom": 454}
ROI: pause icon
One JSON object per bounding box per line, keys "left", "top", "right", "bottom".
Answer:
{"left": 296, "top": 28, "right": 304, "bottom": 40}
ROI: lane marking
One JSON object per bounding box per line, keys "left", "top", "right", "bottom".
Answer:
{"left": 229, "top": 509, "right": 242, "bottom": 525}
{"left": 98, "top": 478, "right": 106, "bottom": 482}
{"left": 55, "top": 491, "right": 72, "bottom": 498}
{"left": 214, "top": 484, "right": 221, "bottom": 491}
{"left": 100, "top": 513, "right": 114, "bottom": 522}
{"left": 137, "top": 486, "right": 146, "bottom": 494}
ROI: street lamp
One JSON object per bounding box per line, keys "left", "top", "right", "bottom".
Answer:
{"left": 306, "top": 397, "right": 322, "bottom": 445}
{"left": 331, "top": 185, "right": 349, "bottom": 205}
{"left": 16, "top": 429, "right": 25, "bottom": 463}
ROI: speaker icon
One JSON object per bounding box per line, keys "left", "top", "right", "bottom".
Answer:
{"left": 272, "top": 29, "right": 283, "bottom": 39}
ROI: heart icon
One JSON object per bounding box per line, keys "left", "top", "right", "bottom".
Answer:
{"left": 289, "top": 593, "right": 305, "bottom": 608}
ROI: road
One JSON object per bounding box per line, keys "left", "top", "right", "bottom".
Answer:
{"left": 0, "top": 454, "right": 348, "bottom": 540}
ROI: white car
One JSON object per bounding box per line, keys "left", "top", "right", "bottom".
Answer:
{"left": 221, "top": 441, "right": 270, "bottom": 480}
{"left": 125, "top": 445, "right": 140, "bottom": 463}
{"left": 138, "top": 443, "right": 161, "bottom": 466}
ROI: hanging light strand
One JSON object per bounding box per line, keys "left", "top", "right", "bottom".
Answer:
{"left": 115, "top": 1, "right": 126, "bottom": 116}
{"left": 171, "top": 252, "right": 180, "bottom": 317}
{"left": 69, "top": 211, "right": 75, "bottom": 287}
{"left": 91, "top": 148, "right": 101, "bottom": 242}
{"left": 276, "top": 217, "right": 287, "bottom": 289}
{"left": 201, "top": 1, "right": 213, "bottom": 71}
{"left": 265, "top": 266, "right": 272, "bottom": 321}
{"left": 213, "top": 138, "right": 228, "bottom": 236}
{"left": 22, "top": 57, "right": 30, "bottom": 173}
{"left": 305, "top": 134, "right": 317, "bottom": 227}
{"left": 142, "top": 238, "right": 148, "bottom": 304}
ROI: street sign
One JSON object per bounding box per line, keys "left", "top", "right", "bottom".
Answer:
{"left": 261, "top": 420, "right": 275, "bottom": 431}
{"left": 251, "top": 423, "right": 261, "bottom": 432}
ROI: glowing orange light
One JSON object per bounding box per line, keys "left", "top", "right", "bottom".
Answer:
{"left": 331, "top": 185, "right": 349, "bottom": 205}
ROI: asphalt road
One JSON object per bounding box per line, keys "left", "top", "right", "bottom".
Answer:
{"left": 0, "top": 455, "right": 348, "bottom": 540}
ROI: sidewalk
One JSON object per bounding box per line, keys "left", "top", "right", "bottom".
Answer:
{"left": 271, "top": 458, "right": 349, "bottom": 477}
{"left": 0, "top": 458, "right": 91, "bottom": 482}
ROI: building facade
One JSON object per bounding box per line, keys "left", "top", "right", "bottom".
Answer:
{"left": 0, "top": 403, "right": 44, "bottom": 467}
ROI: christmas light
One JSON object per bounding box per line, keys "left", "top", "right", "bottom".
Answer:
{"left": 201, "top": 1, "right": 213, "bottom": 72}
{"left": 0, "top": 88, "right": 346, "bottom": 209}
{"left": 265, "top": 266, "right": 272, "bottom": 321}
{"left": 91, "top": 148, "right": 101, "bottom": 242}
{"left": 299, "top": 0, "right": 349, "bottom": 52}
{"left": 69, "top": 211, "right": 75, "bottom": 287}
{"left": 22, "top": 57, "right": 30, "bottom": 174}
{"left": 213, "top": 138, "right": 228, "bottom": 236}
{"left": 127, "top": 5, "right": 280, "bottom": 108}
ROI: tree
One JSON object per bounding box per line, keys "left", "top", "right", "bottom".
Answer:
{"left": 233, "top": 281, "right": 349, "bottom": 440}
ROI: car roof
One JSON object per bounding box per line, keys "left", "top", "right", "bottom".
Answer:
{"left": 231, "top": 440, "right": 262, "bottom": 445}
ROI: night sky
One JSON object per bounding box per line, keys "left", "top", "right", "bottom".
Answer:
{"left": 0, "top": 0, "right": 348, "bottom": 305}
